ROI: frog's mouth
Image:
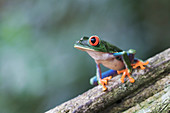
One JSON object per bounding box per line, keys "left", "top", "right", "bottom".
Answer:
{"left": 74, "top": 44, "right": 95, "bottom": 51}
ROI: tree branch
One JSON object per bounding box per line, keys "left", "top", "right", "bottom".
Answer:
{"left": 46, "top": 48, "right": 170, "bottom": 113}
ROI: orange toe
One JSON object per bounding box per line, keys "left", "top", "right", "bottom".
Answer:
{"left": 120, "top": 70, "right": 127, "bottom": 83}
{"left": 100, "top": 76, "right": 112, "bottom": 91}
{"left": 102, "top": 79, "right": 107, "bottom": 84}
{"left": 102, "top": 86, "right": 107, "bottom": 91}
{"left": 143, "top": 61, "right": 149, "bottom": 65}
{"left": 132, "top": 61, "right": 149, "bottom": 70}
{"left": 117, "top": 68, "right": 135, "bottom": 83}
{"left": 128, "top": 76, "right": 135, "bottom": 83}
{"left": 117, "top": 70, "right": 125, "bottom": 74}
{"left": 120, "top": 78, "right": 125, "bottom": 83}
{"left": 105, "top": 76, "right": 112, "bottom": 80}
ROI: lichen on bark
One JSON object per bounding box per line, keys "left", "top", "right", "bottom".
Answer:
{"left": 124, "top": 86, "right": 170, "bottom": 113}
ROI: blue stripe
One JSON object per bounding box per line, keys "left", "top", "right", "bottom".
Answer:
{"left": 90, "top": 69, "right": 117, "bottom": 85}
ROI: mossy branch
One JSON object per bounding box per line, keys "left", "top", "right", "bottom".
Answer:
{"left": 46, "top": 48, "right": 170, "bottom": 113}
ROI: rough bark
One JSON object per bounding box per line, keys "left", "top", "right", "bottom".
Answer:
{"left": 46, "top": 48, "right": 170, "bottom": 113}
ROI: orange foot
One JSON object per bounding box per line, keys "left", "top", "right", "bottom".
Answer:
{"left": 117, "top": 69, "right": 135, "bottom": 83}
{"left": 100, "top": 76, "right": 112, "bottom": 91}
{"left": 131, "top": 61, "right": 149, "bottom": 70}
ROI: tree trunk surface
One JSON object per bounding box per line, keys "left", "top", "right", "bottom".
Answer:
{"left": 46, "top": 48, "right": 170, "bottom": 113}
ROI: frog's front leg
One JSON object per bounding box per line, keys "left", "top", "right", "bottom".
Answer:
{"left": 115, "top": 51, "right": 135, "bottom": 83}
{"left": 96, "top": 63, "right": 112, "bottom": 91}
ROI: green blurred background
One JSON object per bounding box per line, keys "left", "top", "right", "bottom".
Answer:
{"left": 0, "top": 0, "right": 169, "bottom": 113}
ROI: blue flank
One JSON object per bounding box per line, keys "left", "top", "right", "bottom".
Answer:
{"left": 90, "top": 69, "right": 117, "bottom": 85}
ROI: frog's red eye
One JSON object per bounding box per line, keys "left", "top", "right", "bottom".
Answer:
{"left": 89, "top": 36, "right": 99, "bottom": 46}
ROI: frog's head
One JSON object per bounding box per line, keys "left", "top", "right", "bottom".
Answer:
{"left": 74, "top": 35, "right": 121, "bottom": 53}
{"left": 74, "top": 35, "right": 107, "bottom": 52}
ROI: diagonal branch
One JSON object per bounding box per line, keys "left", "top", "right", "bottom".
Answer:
{"left": 46, "top": 48, "right": 170, "bottom": 113}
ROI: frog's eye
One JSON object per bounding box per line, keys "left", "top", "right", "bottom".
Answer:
{"left": 89, "top": 36, "right": 99, "bottom": 46}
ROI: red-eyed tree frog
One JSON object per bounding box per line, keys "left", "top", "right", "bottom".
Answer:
{"left": 74, "top": 35, "right": 149, "bottom": 91}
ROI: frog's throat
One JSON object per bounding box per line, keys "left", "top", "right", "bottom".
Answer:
{"left": 74, "top": 45, "right": 95, "bottom": 51}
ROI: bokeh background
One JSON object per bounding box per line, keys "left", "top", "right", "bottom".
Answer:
{"left": 0, "top": 0, "right": 169, "bottom": 113}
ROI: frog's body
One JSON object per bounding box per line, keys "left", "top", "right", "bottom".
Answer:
{"left": 86, "top": 50, "right": 124, "bottom": 70}
{"left": 74, "top": 35, "right": 149, "bottom": 91}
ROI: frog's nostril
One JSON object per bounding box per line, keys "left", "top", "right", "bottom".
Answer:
{"left": 76, "top": 41, "right": 80, "bottom": 43}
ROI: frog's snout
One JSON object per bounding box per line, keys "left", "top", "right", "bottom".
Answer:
{"left": 76, "top": 41, "right": 80, "bottom": 43}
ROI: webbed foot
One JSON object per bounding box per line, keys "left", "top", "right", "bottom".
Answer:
{"left": 131, "top": 61, "right": 149, "bottom": 70}
{"left": 117, "top": 69, "right": 135, "bottom": 83}
{"left": 99, "top": 76, "right": 112, "bottom": 91}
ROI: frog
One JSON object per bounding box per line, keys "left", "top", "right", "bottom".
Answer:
{"left": 74, "top": 35, "right": 149, "bottom": 91}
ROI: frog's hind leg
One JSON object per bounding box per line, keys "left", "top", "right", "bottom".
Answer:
{"left": 131, "top": 59, "right": 149, "bottom": 70}
{"left": 90, "top": 69, "right": 117, "bottom": 86}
